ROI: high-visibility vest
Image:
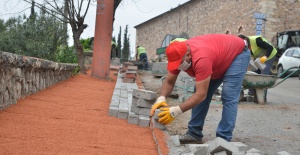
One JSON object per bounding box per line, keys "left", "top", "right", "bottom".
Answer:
{"left": 170, "top": 38, "right": 187, "bottom": 43}
{"left": 248, "top": 36, "right": 277, "bottom": 60}
{"left": 137, "top": 46, "right": 147, "bottom": 57}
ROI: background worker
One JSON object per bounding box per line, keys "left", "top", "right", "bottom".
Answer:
{"left": 111, "top": 40, "right": 119, "bottom": 59}
{"left": 136, "top": 46, "right": 149, "bottom": 70}
{"left": 150, "top": 34, "right": 250, "bottom": 143}
{"left": 238, "top": 35, "right": 277, "bottom": 102}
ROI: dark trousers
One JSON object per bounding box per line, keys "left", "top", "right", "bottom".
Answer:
{"left": 139, "top": 53, "right": 149, "bottom": 69}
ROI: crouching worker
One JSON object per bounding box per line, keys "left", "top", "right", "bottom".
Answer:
{"left": 150, "top": 34, "right": 250, "bottom": 144}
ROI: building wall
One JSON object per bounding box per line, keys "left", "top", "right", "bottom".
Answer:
{"left": 135, "top": 0, "right": 300, "bottom": 60}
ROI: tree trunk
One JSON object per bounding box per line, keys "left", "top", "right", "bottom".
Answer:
{"left": 73, "top": 33, "right": 86, "bottom": 74}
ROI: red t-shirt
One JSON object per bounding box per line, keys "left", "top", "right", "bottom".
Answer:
{"left": 169, "top": 34, "right": 245, "bottom": 81}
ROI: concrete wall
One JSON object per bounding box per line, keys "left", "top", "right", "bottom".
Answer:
{"left": 0, "top": 51, "right": 78, "bottom": 109}
{"left": 135, "top": 0, "right": 300, "bottom": 60}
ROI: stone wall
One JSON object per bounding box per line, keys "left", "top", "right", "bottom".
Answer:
{"left": 135, "top": 0, "right": 300, "bottom": 60}
{"left": 0, "top": 51, "right": 78, "bottom": 109}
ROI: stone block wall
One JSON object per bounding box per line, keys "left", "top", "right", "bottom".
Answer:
{"left": 0, "top": 51, "right": 78, "bottom": 109}
{"left": 135, "top": 0, "right": 300, "bottom": 60}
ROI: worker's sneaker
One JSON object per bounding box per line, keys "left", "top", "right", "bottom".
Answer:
{"left": 179, "top": 134, "right": 203, "bottom": 144}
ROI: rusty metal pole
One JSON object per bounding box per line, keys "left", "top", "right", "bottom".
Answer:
{"left": 91, "top": 0, "right": 114, "bottom": 79}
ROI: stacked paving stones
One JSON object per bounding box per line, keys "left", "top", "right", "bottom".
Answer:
{"left": 109, "top": 70, "right": 165, "bottom": 128}
{"left": 169, "top": 72, "right": 195, "bottom": 102}
{"left": 168, "top": 136, "right": 292, "bottom": 155}
{"left": 120, "top": 62, "right": 138, "bottom": 83}
{"left": 152, "top": 62, "right": 168, "bottom": 77}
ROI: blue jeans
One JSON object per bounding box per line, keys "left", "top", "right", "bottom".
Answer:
{"left": 187, "top": 47, "right": 250, "bottom": 142}
{"left": 139, "top": 53, "right": 149, "bottom": 69}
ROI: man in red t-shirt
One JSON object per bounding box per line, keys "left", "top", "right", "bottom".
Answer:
{"left": 150, "top": 34, "right": 250, "bottom": 143}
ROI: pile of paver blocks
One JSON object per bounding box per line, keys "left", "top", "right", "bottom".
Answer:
{"left": 152, "top": 62, "right": 168, "bottom": 77}
{"left": 119, "top": 62, "right": 138, "bottom": 83}
{"left": 169, "top": 137, "right": 292, "bottom": 155}
{"left": 109, "top": 71, "right": 166, "bottom": 128}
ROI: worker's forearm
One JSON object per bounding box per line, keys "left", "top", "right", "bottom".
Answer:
{"left": 159, "top": 81, "right": 175, "bottom": 98}
{"left": 179, "top": 92, "right": 205, "bottom": 112}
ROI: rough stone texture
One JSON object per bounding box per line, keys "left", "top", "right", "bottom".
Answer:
{"left": 152, "top": 109, "right": 166, "bottom": 130}
{"left": 128, "top": 112, "right": 139, "bottom": 124}
{"left": 135, "top": 0, "right": 300, "bottom": 60}
{"left": 0, "top": 51, "right": 77, "bottom": 109}
{"left": 139, "top": 116, "right": 150, "bottom": 127}
{"left": 209, "top": 137, "right": 239, "bottom": 155}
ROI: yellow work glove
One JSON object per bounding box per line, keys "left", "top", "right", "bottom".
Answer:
{"left": 259, "top": 56, "right": 267, "bottom": 64}
{"left": 150, "top": 96, "right": 168, "bottom": 116}
{"left": 158, "top": 106, "right": 182, "bottom": 125}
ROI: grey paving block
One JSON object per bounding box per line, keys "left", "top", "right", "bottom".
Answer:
{"left": 130, "top": 104, "right": 139, "bottom": 113}
{"left": 214, "top": 151, "right": 227, "bottom": 155}
{"left": 184, "top": 79, "right": 195, "bottom": 87}
{"left": 128, "top": 112, "right": 139, "bottom": 124}
{"left": 108, "top": 107, "right": 118, "bottom": 117}
{"left": 246, "top": 148, "right": 260, "bottom": 154}
{"left": 151, "top": 116, "right": 166, "bottom": 130}
{"left": 230, "top": 142, "right": 248, "bottom": 152}
{"left": 137, "top": 107, "right": 151, "bottom": 116}
{"left": 277, "top": 151, "right": 292, "bottom": 155}
{"left": 208, "top": 137, "right": 239, "bottom": 155}
{"left": 137, "top": 98, "right": 154, "bottom": 108}
{"left": 139, "top": 116, "right": 150, "bottom": 127}
{"left": 185, "top": 144, "right": 209, "bottom": 155}
{"left": 170, "top": 135, "right": 181, "bottom": 147}
{"left": 132, "top": 89, "right": 157, "bottom": 100}
{"left": 131, "top": 97, "right": 138, "bottom": 105}
{"left": 118, "top": 104, "right": 129, "bottom": 119}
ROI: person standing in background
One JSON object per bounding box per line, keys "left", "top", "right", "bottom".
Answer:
{"left": 136, "top": 46, "right": 149, "bottom": 70}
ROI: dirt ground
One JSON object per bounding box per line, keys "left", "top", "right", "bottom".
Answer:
{"left": 139, "top": 70, "right": 300, "bottom": 155}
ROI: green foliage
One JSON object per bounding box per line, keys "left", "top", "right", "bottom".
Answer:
{"left": 72, "top": 66, "right": 80, "bottom": 76}
{"left": 0, "top": 9, "right": 67, "bottom": 62}
{"left": 80, "top": 38, "right": 92, "bottom": 51}
{"left": 117, "top": 26, "right": 122, "bottom": 56}
{"left": 55, "top": 46, "right": 78, "bottom": 63}
{"left": 121, "top": 25, "right": 130, "bottom": 61}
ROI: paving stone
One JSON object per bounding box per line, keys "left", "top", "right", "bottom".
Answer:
{"left": 118, "top": 104, "right": 129, "bottom": 119}
{"left": 139, "top": 116, "right": 150, "bottom": 127}
{"left": 214, "top": 151, "right": 227, "bottom": 155}
{"left": 137, "top": 107, "right": 151, "bottom": 116}
{"left": 246, "top": 148, "right": 260, "bottom": 154}
{"left": 137, "top": 98, "right": 154, "bottom": 108}
{"left": 132, "top": 97, "right": 138, "bottom": 105}
{"left": 208, "top": 137, "right": 239, "bottom": 155}
{"left": 128, "top": 112, "right": 139, "bottom": 124}
{"left": 170, "top": 135, "right": 180, "bottom": 147}
{"left": 133, "top": 89, "right": 157, "bottom": 100}
{"left": 108, "top": 107, "right": 118, "bottom": 117}
{"left": 151, "top": 109, "right": 166, "bottom": 130}
{"left": 186, "top": 144, "right": 209, "bottom": 155}
{"left": 277, "top": 151, "right": 292, "bottom": 155}
{"left": 230, "top": 142, "right": 248, "bottom": 152}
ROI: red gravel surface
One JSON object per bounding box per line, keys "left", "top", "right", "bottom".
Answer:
{"left": 0, "top": 70, "right": 168, "bottom": 155}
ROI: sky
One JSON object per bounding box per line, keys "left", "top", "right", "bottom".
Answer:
{"left": 0, "top": 0, "right": 189, "bottom": 55}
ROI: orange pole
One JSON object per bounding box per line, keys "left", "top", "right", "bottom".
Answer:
{"left": 91, "top": 0, "right": 114, "bottom": 79}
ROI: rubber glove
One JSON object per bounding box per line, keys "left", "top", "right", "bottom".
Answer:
{"left": 260, "top": 56, "right": 267, "bottom": 64}
{"left": 158, "top": 106, "right": 182, "bottom": 125}
{"left": 150, "top": 96, "right": 168, "bottom": 116}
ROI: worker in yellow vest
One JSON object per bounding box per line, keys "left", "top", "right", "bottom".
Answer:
{"left": 136, "top": 46, "right": 149, "bottom": 70}
{"left": 238, "top": 34, "right": 277, "bottom": 102}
